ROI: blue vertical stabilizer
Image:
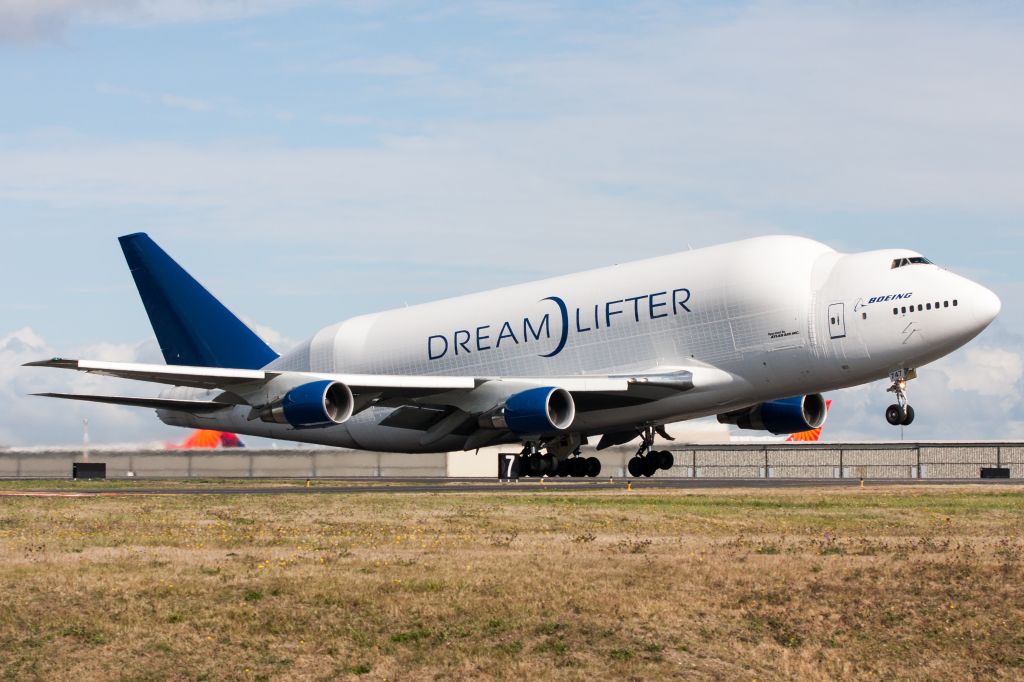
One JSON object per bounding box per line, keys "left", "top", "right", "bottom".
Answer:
{"left": 118, "top": 233, "right": 279, "bottom": 369}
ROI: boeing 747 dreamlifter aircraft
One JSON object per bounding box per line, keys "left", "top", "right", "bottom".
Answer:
{"left": 27, "top": 234, "right": 1000, "bottom": 478}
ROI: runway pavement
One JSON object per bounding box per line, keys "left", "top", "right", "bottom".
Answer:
{"left": 1, "top": 477, "right": 1021, "bottom": 497}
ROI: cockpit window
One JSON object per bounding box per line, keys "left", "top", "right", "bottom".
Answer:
{"left": 891, "top": 256, "right": 934, "bottom": 269}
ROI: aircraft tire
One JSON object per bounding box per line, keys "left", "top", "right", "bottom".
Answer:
{"left": 901, "top": 405, "right": 915, "bottom": 426}
{"left": 643, "top": 457, "right": 658, "bottom": 477}
{"left": 627, "top": 457, "right": 644, "bottom": 478}
{"left": 542, "top": 454, "right": 558, "bottom": 475}
{"left": 885, "top": 405, "right": 903, "bottom": 426}
{"left": 657, "top": 450, "right": 674, "bottom": 470}
{"left": 569, "top": 457, "right": 585, "bottom": 477}
{"left": 586, "top": 457, "right": 601, "bottom": 478}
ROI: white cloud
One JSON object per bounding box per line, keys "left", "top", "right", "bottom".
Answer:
{"left": 0, "top": 0, "right": 311, "bottom": 42}
{"left": 0, "top": 327, "right": 175, "bottom": 447}
{"left": 945, "top": 347, "right": 1024, "bottom": 399}
{"left": 238, "top": 318, "right": 296, "bottom": 354}
{"left": 157, "top": 93, "right": 213, "bottom": 113}
{"left": 0, "top": 323, "right": 282, "bottom": 447}
{"left": 824, "top": 337, "right": 1024, "bottom": 441}
{"left": 3, "top": 4, "right": 1023, "bottom": 261}
{"left": 0, "top": 133, "right": 765, "bottom": 272}
{"left": 97, "top": 83, "right": 216, "bottom": 113}
{"left": 327, "top": 55, "right": 437, "bottom": 77}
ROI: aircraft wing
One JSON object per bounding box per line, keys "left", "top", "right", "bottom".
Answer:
{"left": 26, "top": 358, "right": 735, "bottom": 445}
{"left": 25, "top": 358, "right": 731, "bottom": 399}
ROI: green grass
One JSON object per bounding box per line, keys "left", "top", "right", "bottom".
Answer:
{"left": 0, "top": 484, "right": 1022, "bottom": 680}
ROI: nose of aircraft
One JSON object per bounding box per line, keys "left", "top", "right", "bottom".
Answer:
{"left": 971, "top": 282, "right": 1002, "bottom": 329}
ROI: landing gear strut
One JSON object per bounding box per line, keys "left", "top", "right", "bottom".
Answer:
{"left": 627, "top": 426, "right": 675, "bottom": 478}
{"left": 885, "top": 370, "right": 916, "bottom": 426}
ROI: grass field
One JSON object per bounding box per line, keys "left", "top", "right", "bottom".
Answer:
{"left": 1, "top": 483, "right": 1022, "bottom": 681}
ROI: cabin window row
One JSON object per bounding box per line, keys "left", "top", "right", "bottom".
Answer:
{"left": 893, "top": 300, "right": 957, "bottom": 315}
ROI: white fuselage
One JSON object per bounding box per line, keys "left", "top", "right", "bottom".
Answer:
{"left": 160, "top": 236, "right": 1000, "bottom": 451}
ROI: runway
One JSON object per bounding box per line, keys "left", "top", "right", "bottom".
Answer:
{"left": 2, "top": 477, "right": 1020, "bottom": 497}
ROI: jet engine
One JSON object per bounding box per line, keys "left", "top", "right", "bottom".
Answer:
{"left": 258, "top": 380, "right": 354, "bottom": 428}
{"left": 717, "top": 394, "right": 828, "bottom": 435}
{"left": 484, "top": 386, "right": 576, "bottom": 436}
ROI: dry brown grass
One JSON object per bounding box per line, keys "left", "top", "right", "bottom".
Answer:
{"left": 0, "top": 484, "right": 1022, "bottom": 681}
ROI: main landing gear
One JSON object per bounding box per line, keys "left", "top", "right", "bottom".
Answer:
{"left": 520, "top": 445, "right": 601, "bottom": 478}
{"left": 627, "top": 426, "right": 675, "bottom": 478}
{"left": 885, "top": 369, "right": 916, "bottom": 426}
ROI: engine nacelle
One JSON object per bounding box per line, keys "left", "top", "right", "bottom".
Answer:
{"left": 717, "top": 394, "right": 828, "bottom": 435}
{"left": 487, "top": 386, "right": 576, "bottom": 436}
{"left": 259, "top": 380, "right": 354, "bottom": 428}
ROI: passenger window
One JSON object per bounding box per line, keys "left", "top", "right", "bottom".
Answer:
{"left": 862, "top": 312, "right": 867, "bottom": 320}
{"left": 917, "top": 304, "right": 923, "bottom": 311}
{"left": 953, "top": 299, "right": 958, "bottom": 306}
{"left": 944, "top": 301, "right": 949, "bottom": 308}
{"left": 926, "top": 303, "right": 931, "bottom": 310}
{"left": 901, "top": 306, "right": 907, "bottom": 314}
{"left": 893, "top": 307, "right": 898, "bottom": 315}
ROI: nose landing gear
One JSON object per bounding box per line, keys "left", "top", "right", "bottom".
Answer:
{"left": 885, "top": 369, "right": 916, "bottom": 426}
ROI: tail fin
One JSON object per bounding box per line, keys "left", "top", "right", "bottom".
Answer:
{"left": 119, "top": 233, "right": 278, "bottom": 369}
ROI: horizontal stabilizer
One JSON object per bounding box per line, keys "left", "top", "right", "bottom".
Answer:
{"left": 32, "top": 392, "right": 233, "bottom": 413}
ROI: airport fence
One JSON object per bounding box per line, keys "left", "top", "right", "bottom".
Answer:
{"left": 1, "top": 442, "right": 1022, "bottom": 479}
{"left": 661, "top": 442, "right": 1024, "bottom": 479}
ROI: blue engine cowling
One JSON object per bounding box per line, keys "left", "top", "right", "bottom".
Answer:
{"left": 717, "top": 394, "right": 828, "bottom": 435}
{"left": 259, "top": 380, "right": 354, "bottom": 428}
{"left": 501, "top": 386, "right": 576, "bottom": 436}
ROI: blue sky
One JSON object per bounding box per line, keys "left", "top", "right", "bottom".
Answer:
{"left": 2, "top": 0, "right": 1023, "bottom": 445}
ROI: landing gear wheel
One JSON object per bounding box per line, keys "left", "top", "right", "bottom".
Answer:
{"left": 642, "top": 457, "right": 658, "bottom": 477}
{"left": 655, "top": 450, "right": 674, "bottom": 470}
{"left": 627, "top": 457, "right": 644, "bottom": 478}
{"left": 885, "top": 405, "right": 904, "bottom": 426}
{"left": 901, "top": 405, "right": 915, "bottom": 426}
{"left": 585, "top": 457, "right": 601, "bottom": 478}
{"left": 885, "top": 370, "right": 915, "bottom": 428}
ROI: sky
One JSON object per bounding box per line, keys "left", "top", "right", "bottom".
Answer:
{"left": 1, "top": 0, "right": 1023, "bottom": 446}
